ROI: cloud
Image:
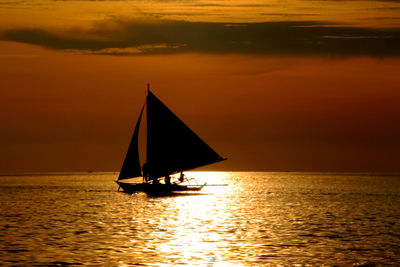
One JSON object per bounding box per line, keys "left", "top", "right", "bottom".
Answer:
{"left": 1, "top": 20, "right": 400, "bottom": 57}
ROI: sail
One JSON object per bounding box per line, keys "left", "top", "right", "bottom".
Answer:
{"left": 146, "top": 90, "right": 224, "bottom": 179}
{"left": 118, "top": 106, "right": 144, "bottom": 180}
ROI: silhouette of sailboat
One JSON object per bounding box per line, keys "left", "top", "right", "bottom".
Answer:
{"left": 116, "top": 85, "right": 226, "bottom": 195}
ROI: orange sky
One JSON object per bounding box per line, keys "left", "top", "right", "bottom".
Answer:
{"left": 1, "top": 0, "right": 400, "bottom": 172}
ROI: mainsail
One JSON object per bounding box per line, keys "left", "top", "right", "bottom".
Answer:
{"left": 118, "top": 106, "right": 144, "bottom": 180}
{"left": 146, "top": 90, "right": 225, "bottom": 179}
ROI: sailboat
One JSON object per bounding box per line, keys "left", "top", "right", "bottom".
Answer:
{"left": 116, "top": 85, "right": 227, "bottom": 195}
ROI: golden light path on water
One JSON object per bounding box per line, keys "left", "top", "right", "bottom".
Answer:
{"left": 123, "top": 172, "right": 238, "bottom": 265}
{"left": 156, "top": 172, "right": 231, "bottom": 264}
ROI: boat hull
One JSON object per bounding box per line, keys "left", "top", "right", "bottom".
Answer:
{"left": 116, "top": 181, "right": 205, "bottom": 195}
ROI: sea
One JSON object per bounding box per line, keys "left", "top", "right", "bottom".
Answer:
{"left": 0, "top": 172, "right": 399, "bottom": 266}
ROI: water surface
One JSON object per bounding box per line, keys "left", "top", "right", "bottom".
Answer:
{"left": 1, "top": 172, "right": 399, "bottom": 266}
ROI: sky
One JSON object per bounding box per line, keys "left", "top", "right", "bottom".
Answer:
{"left": 1, "top": 0, "right": 400, "bottom": 172}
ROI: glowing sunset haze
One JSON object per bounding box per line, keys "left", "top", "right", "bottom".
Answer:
{"left": 1, "top": 0, "right": 400, "bottom": 172}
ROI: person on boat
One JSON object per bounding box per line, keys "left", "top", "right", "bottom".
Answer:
{"left": 179, "top": 172, "right": 185, "bottom": 183}
{"left": 152, "top": 177, "right": 159, "bottom": 184}
{"left": 165, "top": 175, "right": 171, "bottom": 185}
{"left": 142, "top": 163, "right": 149, "bottom": 182}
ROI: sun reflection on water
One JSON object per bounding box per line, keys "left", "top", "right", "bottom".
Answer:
{"left": 155, "top": 172, "right": 237, "bottom": 265}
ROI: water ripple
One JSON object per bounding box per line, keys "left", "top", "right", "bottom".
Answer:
{"left": 0, "top": 172, "right": 399, "bottom": 265}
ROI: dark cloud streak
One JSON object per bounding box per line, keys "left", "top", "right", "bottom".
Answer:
{"left": 1, "top": 20, "right": 400, "bottom": 57}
